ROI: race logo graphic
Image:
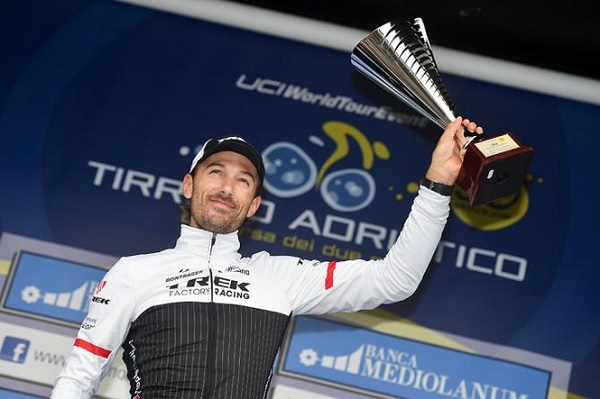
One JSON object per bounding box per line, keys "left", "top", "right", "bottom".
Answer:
{"left": 0, "top": 336, "right": 30, "bottom": 364}
{"left": 262, "top": 121, "right": 390, "bottom": 212}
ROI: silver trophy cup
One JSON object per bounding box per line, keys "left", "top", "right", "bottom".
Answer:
{"left": 351, "top": 18, "right": 533, "bottom": 207}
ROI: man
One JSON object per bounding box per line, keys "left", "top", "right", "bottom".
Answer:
{"left": 51, "top": 117, "right": 482, "bottom": 398}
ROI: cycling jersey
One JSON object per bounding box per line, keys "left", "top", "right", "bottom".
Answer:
{"left": 50, "top": 187, "right": 450, "bottom": 398}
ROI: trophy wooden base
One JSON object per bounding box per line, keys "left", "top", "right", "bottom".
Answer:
{"left": 457, "top": 132, "right": 533, "bottom": 207}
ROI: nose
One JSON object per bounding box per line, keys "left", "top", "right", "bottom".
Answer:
{"left": 219, "top": 175, "right": 235, "bottom": 195}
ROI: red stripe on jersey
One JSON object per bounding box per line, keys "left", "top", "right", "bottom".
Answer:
{"left": 325, "top": 261, "right": 337, "bottom": 290}
{"left": 74, "top": 338, "right": 111, "bottom": 358}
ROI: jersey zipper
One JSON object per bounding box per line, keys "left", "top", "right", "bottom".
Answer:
{"left": 206, "top": 232, "right": 218, "bottom": 396}
{"left": 208, "top": 232, "right": 216, "bottom": 303}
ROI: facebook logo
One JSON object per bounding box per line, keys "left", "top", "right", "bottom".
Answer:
{"left": 0, "top": 336, "right": 30, "bottom": 363}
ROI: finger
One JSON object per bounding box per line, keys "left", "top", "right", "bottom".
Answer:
{"left": 440, "top": 117, "right": 463, "bottom": 146}
{"left": 449, "top": 117, "right": 463, "bottom": 137}
{"left": 464, "top": 121, "right": 477, "bottom": 133}
{"left": 452, "top": 126, "right": 470, "bottom": 149}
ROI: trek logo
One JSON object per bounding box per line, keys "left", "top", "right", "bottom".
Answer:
{"left": 168, "top": 276, "right": 250, "bottom": 299}
{"left": 0, "top": 336, "right": 30, "bottom": 364}
{"left": 91, "top": 296, "right": 110, "bottom": 305}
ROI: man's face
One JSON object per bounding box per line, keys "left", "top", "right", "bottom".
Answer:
{"left": 182, "top": 151, "right": 262, "bottom": 234}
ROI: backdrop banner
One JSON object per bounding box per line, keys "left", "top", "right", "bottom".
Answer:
{"left": 0, "top": 1, "right": 598, "bottom": 398}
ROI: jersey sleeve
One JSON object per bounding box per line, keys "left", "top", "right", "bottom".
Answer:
{"left": 277, "top": 186, "right": 450, "bottom": 315}
{"left": 50, "top": 258, "right": 135, "bottom": 398}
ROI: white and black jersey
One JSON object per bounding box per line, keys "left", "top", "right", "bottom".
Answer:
{"left": 50, "top": 187, "right": 450, "bottom": 398}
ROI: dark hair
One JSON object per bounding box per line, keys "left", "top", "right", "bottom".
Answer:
{"left": 180, "top": 197, "right": 192, "bottom": 225}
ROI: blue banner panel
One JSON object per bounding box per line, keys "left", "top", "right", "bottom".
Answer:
{"left": 0, "top": 389, "right": 44, "bottom": 399}
{"left": 1, "top": 252, "right": 105, "bottom": 326}
{"left": 281, "top": 316, "right": 550, "bottom": 399}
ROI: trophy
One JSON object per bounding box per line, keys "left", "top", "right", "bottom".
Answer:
{"left": 351, "top": 18, "right": 533, "bottom": 207}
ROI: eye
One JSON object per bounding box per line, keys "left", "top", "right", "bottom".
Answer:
{"left": 238, "top": 176, "right": 251, "bottom": 186}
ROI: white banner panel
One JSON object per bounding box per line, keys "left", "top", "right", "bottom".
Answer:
{"left": 0, "top": 321, "right": 129, "bottom": 398}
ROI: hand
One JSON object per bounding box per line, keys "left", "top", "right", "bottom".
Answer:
{"left": 424, "top": 117, "right": 484, "bottom": 185}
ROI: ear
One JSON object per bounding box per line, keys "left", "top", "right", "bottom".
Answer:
{"left": 182, "top": 173, "right": 193, "bottom": 199}
{"left": 246, "top": 195, "right": 262, "bottom": 218}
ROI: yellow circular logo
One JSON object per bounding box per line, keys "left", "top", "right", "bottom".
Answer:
{"left": 451, "top": 184, "right": 530, "bottom": 231}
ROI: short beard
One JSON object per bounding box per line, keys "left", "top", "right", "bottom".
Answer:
{"left": 198, "top": 219, "right": 236, "bottom": 234}
{"left": 190, "top": 194, "right": 244, "bottom": 234}
{"left": 193, "top": 210, "right": 240, "bottom": 234}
